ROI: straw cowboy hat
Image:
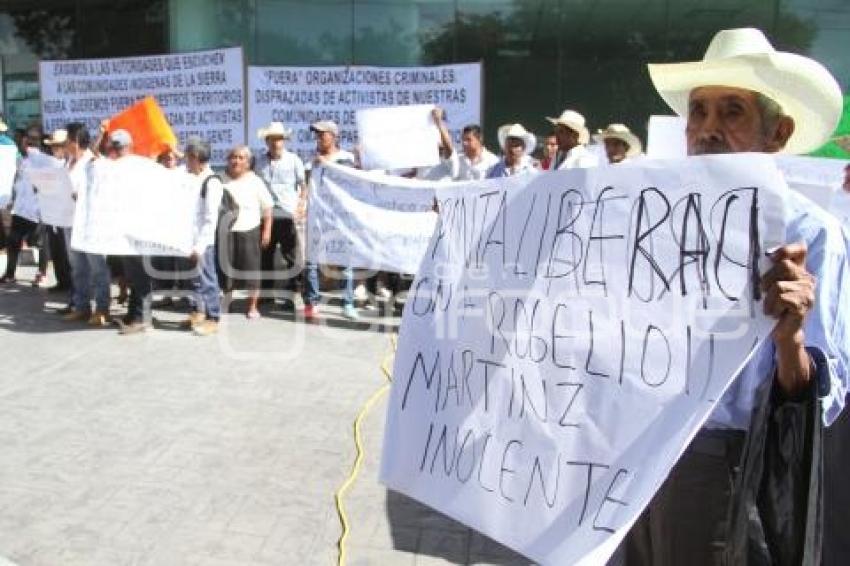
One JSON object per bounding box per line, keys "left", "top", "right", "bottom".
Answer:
{"left": 648, "top": 27, "right": 843, "bottom": 155}
{"left": 497, "top": 123, "right": 537, "bottom": 154}
{"left": 593, "top": 123, "right": 642, "bottom": 157}
{"left": 44, "top": 129, "right": 68, "bottom": 146}
{"left": 257, "top": 121, "right": 292, "bottom": 140}
{"left": 545, "top": 109, "right": 590, "bottom": 145}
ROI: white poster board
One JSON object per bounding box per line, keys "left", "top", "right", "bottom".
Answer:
{"left": 381, "top": 154, "right": 789, "bottom": 565}
{"left": 775, "top": 155, "right": 845, "bottom": 210}
{"left": 24, "top": 153, "right": 75, "bottom": 227}
{"left": 0, "top": 145, "right": 16, "bottom": 207}
{"left": 39, "top": 47, "right": 245, "bottom": 166}
{"left": 247, "top": 63, "right": 482, "bottom": 163}
{"left": 646, "top": 115, "right": 686, "bottom": 159}
{"left": 71, "top": 156, "right": 197, "bottom": 255}
{"left": 307, "top": 163, "right": 438, "bottom": 274}
{"left": 356, "top": 104, "right": 440, "bottom": 171}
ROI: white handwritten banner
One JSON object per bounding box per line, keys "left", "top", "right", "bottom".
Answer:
{"left": 306, "top": 164, "right": 438, "bottom": 274}
{"left": 247, "top": 63, "right": 481, "bottom": 163}
{"left": 24, "top": 152, "right": 75, "bottom": 228}
{"left": 0, "top": 145, "right": 16, "bottom": 207}
{"left": 39, "top": 47, "right": 245, "bottom": 166}
{"left": 380, "top": 154, "right": 790, "bottom": 565}
{"left": 71, "top": 156, "right": 197, "bottom": 256}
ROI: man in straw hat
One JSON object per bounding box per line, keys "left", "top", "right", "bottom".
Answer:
{"left": 254, "top": 121, "right": 306, "bottom": 309}
{"left": 486, "top": 123, "right": 538, "bottom": 178}
{"left": 545, "top": 108, "right": 598, "bottom": 169}
{"left": 619, "top": 28, "right": 850, "bottom": 565}
{"left": 593, "top": 123, "right": 642, "bottom": 164}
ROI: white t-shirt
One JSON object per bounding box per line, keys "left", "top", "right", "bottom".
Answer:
{"left": 450, "top": 148, "right": 500, "bottom": 180}
{"left": 223, "top": 171, "right": 274, "bottom": 232}
{"left": 255, "top": 150, "right": 306, "bottom": 217}
{"left": 555, "top": 145, "right": 599, "bottom": 170}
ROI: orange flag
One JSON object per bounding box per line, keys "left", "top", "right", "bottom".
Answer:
{"left": 107, "top": 96, "right": 177, "bottom": 158}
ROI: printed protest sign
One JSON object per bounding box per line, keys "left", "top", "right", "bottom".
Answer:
{"left": 39, "top": 47, "right": 244, "bottom": 166}
{"left": 381, "top": 154, "right": 789, "bottom": 565}
{"left": 307, "top": 164, "right": 438, "bottom": 274}
{"left": 248, "top": 63, "right": 481, "bottom": 163}
{"left": 71, "top": 156, "right": 196, "bottom": 256}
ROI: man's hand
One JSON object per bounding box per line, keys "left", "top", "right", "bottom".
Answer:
{"left": 432, "top": 107, "right": 445, "bottom": 123}
{"left": 761, "top": 242, "right": 816, "bottom": 397}
{"left": 261, "top": 230, "right": 272, "bottom": 249}
{"left": 188, "top": 251, "right": 200, "bottom": 265}
{"left": 761, "top": 243, "right": 815, "bottom": 343}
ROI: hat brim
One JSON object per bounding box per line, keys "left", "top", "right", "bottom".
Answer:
{"left": 546, "top": 117, "right": 590, "bottom": 145}
{"left": 648, "top": 52, "right": 843, "bottom": 155}
{"left": 592, "top": 132, "right": 642, "bottom": 157}
{"left": 498, "top": 129, "right": 537, "bottom": 155}
{"left": 257, "top": 127, "right": 292, "bottom": 140}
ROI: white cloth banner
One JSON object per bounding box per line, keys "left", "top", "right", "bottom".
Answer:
{"left": 39, "top": 47, "right": 245, "bottom": 166}
{"left": 646, "top": 115, "right": 687, "bottom": 159}
{"left": 356, "top": 104, "right": 440, "bottom": 171}
{"left": 25, "top": 152, "right": 75, "bottom": 227}
{"left": 247, "top": 63, "right": 482, "bottom": 164}
{"left": 0, "top": 145, "right": 16, "bottom": 207}
{"left": 306, "top": 164, "right": 438, "bottom": 274}
{"left": 381, "top": 154, "right": 789, "bottom": 565}
{"left": 71, "top": 156, "right": 197, "bottom": 255}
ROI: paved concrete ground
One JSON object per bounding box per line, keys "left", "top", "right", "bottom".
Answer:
{"left": 0, "top": 258, "right": 531, "bottom": 566}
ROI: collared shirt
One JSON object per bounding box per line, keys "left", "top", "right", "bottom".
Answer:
{"left": 223, "top": 171, "right": 274, "bottom": 232}
{"left": 450, "top": 148, "right": 500, "bottom": 181}
{"left": 486, "top": 155, "right": 538, "bottom": 178}
{"left": 192, "top": 165, "right": 224, "bottom": 253}
{"left": 707, "top": 188, "right": 850, "bottom": 430}
{"left": 555, "top": 145, "right": 599, "bottom": 170}
{"left": 254, "top": 150, "right": 305, "bottom": 217}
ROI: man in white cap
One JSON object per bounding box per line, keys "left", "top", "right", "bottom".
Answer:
{"left": 546, "top": 109, "right": 598, "bottom": 169}
{"left": 254, "top": 121, "right": 306, "bottom": 309}
{"left": 486, "top": 123, "right": 538, "bottom": 178}
{"left": 302, "top": 120, "right": 358, "bottom": 321}
{"left": 620, "top": 28, "right": 850, "bottom": 565}
{"left": 593, "top": 123, "right": 642, "bottom": 164}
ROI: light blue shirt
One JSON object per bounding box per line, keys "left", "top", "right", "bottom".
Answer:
{"left": 707, "top": 189, "right": 850, "bottom": 429}
{"left": 254, "top": 150, "right": 305, "bottom": 217}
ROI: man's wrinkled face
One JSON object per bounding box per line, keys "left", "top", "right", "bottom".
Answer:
{"left": 504, "top": 137, "right": 525, "bottom": 164}
{"left": 266, "top": 136, "right": 284, "bottom": 158}
{"left": 315, "top": 131, "right": 335, "bottom": 154}
{"left": 461, "top": 132, "right": 482, "bottom": 158}
{"left": 49, "top": 145, "right": 66, "bottom": 160}
{"left": 604, "top": 138, "right": 629, "bottom": 163}
{"left": 227, "top": 149, "right": 250, "bottom": 177}
{"left": 554, "top": 124, "right": 579, "bottom": 151}
{"left": 687, "top": 86, "right": 774, "bottom": 155}
{"left": 185, "top": 152, "right": 203, "bottom": 174}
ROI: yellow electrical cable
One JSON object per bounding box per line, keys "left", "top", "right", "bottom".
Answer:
{"left": 335, "top": 333, "right": 397, "bottom": 566}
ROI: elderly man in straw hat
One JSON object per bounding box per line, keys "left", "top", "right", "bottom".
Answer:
{"left": 254, "top": 121, "right": 306, "bottom": 310}
{"left": 617, "top": 28, "right": 850, "bottom": 566}
{"left": 546, "top": 108, "right": 598, "bottom": 169}
{"left": 593, "top": 123, "right": 642, "bottom": 164}
{"left": 486, "top": 123, "right": 538, "bottom": 178}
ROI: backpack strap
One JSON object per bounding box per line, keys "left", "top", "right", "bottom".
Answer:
{"left": 200, "top": 174, "right": 222, "bottom": 199}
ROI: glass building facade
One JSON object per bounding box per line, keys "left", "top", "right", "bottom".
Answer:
{"left": 1, "top": 0, "right": 848, "bottom": 147}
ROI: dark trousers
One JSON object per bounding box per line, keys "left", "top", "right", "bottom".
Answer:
{"left": 822, "top": 400, "right": 850, "bottom": 566}
{"left": 624, "top": 429, "right": 745, "bottom": 566}
{"left": 122, "top": 256, "right": 153, "bottom": 323}
{"left": 3, "top": 215, "right": 38, "bottom": 278}
{"left": 47, "top": 224, "right": 72, "bottom": 289}
{"left": 260, "top": 215, "right": 298, "bottom": 294}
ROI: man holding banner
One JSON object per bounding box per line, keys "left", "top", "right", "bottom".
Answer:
{"left": 622, "top": 27, "right": 849, "bottom": 565}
